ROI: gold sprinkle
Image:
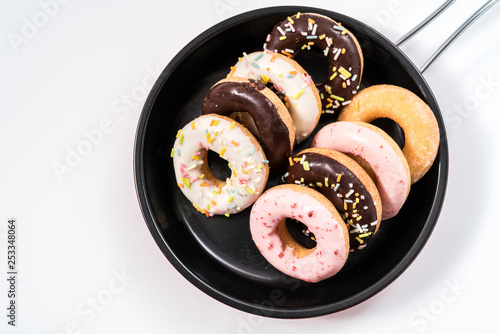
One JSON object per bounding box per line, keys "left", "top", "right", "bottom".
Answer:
{"left": 338, "top": 66, "right": 352, "bottom": 79}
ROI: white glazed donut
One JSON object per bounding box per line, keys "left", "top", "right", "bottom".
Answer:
{"left": 172, "top": 114, "right": 269, "bottom": 216}
{"left": 250, "top": 184, "right": 349, "bottom": 283}
{"left": 229, "top": 51, "right": 322, "bottom": 143}
{"left": 312, "top": 121, "right": 411, "bottom": 219}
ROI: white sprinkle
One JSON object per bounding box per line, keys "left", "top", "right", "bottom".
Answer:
{"left": 352, "top": 74, "right": 358, "bottom": 81}
{"left": 363, "top": 206, "right": 369, "bottom": 210}
{"left": 243, "top": 52, "right": 251, "bottom": 63}
{"left": 339, "top": 74, "right": 347, "bottom": 80}
{"left": 283, "top": 172, "right": 289, "bottom": 178}
{"left": 342, "top": 100, "right": 352, "bottom": 106}
{"left": 311, "top": 24, "right": 318, "bottom": 36}
{"left": 301, "top": 31, "right": 308, "bottom": 36}
{"left": 187, "top": 164, "right": 197, "bottom": 171}
{"left": 300, "top": 155, "right": 306, "bottom": 164}
{"left": 308, "top": 21, "right": 312, "bottom": 31}
{"left": 285, "top": 48, "right": 295, "bottom": 54}
{"left": 334, "top": 48, "right": 342, "bottom": 61}
{"left": 295, "top": 180, "right": 301, "bottom": 185}
{"left": 345, "top": 189, "right": 354, "bottom": 198}
{"left": 370, "top": 221, "right": 378, "bottom": 226}
{"left": 349, "top": 183, "right": 353, "bottom": 188}
{"left": 325, "top": 109, "right": 335, "bottom": 114}
{"left": 323, "top": 47, "right": 329, "bottom": 56}
{"left": 277, "top": 26, "right": 286, "bottom": 36}
{"left": 334, "top": 183, "right": 340, "bottom": 191}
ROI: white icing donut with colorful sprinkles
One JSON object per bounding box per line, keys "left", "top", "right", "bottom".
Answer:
{"left": 229, "top": 51, "right": 322, "bottom": 143}
{"left": 172, "top": 114, "right": 269, "bottom": 216}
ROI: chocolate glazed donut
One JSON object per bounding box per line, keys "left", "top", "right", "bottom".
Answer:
{"left": 265, "top": 12, "right": 363, "bottom": 114}
{"left": 283, "top": 148, "right": 381, "bottom": 250}
{"left": 202, "top": 77, "right": 294, "bottom": 171}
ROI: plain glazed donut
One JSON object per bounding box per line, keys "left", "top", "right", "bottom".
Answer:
{"left": 250, "top": 184, "right": 349, "bottom": 282}
{"left": 229, "top": 51, "right": 321, "bottom": 143}
{"left": 312, "top": 121, "right": 410, "bottom": 219}
{"left": 201, "top": 77, "right": 295, "bottom": 171}
{"left": 172, "top": 114, "right": 269, "bottom": 216}
{"left": 283, "top": 148, "right": 382, "bottom": 250}
{"left": 338, "top": 85, "right": 440, "bottom": 184}
{"left": 265, "top": 12, "right": 363, "bottom": 114}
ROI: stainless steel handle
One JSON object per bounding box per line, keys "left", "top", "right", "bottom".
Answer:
{"left": 395, "top": 0, "right": 500, "bottom": 73}
{"left": 396, "top": 0, "right": 455, "bottom": 47}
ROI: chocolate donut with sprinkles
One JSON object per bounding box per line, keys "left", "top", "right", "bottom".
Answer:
{"left": 202, "top": 77, "right": 295, "bottom": 171}
{"left": 264, "top": 12, "right": 364, "bottom": 114}
{"left": 282, "top": 147, "right": 382, "bottom": 250}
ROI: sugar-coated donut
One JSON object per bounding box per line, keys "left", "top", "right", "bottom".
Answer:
{"left": 283, "top": 148, "right": 382, "bottom": 250}
{"left": 229, "top": 51, "right": 321, "bottom": 143}
{"left": 172, "top": 114, "right": 269, "bottom": 216}
{"left": 312, "top": 121, "right": 410, "bottom": 219}
{"left": 201, "top": 77, "right": 295, "bottom": 171}
{"left": 338, "top": 85, "right": 439, "bottom": 184}
{"left": 265, "top": 12, "right": 363, "bottom": 114}
{"left": 250, "top": 184, "right": 349, "bottom": 282}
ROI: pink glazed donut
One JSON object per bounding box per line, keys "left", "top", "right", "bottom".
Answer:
{"left": 250, "top": 184, "right": 349, "bottom": 283}
{"left": 312, "top": 121, "right": 411, "bottom": 219}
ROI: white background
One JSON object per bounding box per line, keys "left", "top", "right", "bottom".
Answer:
{"left": 1, "top": 0, "right": 499, "bottom": 333}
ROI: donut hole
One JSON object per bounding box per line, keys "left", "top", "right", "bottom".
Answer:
{"left": 371, "top": 118, "right": 405, "bottom": 149}
{"left": 205, "top": 149, "right": 232, "bottom": 181}
{"left": 277, "top": 219, "right": 316, "bottom": 258}
{"left": 293, "top": 47, "right": 329, "bottom": 85}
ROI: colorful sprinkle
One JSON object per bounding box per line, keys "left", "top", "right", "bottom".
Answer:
{"left": 303, "top": 161, "right": 310, "bottom": 171}
{"left": 330, "top": 94, "right": 345, "bottom": 102}
{"left": 338, "top": 67, "right": 352, "bottom": 79}
{"left": 294, "top": 89, "right": 304, "bottom": 99}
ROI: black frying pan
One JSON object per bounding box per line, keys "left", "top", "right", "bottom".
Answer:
{"left": 133, "top": 6, "right": 449, "bottom": 318}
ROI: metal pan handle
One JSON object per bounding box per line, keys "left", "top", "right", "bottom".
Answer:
{"left": 395, "top": 0, "right": 499, "bottom": 73}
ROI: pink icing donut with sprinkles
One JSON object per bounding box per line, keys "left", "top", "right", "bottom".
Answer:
{"left": 172, "top": 114, "right": 269, "bottom": 216}
{"left": 250, "top": 184, "right": 349, "bottom": 283}
{"left": 312, "top": 121, "right": 411, "bottom": 219}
